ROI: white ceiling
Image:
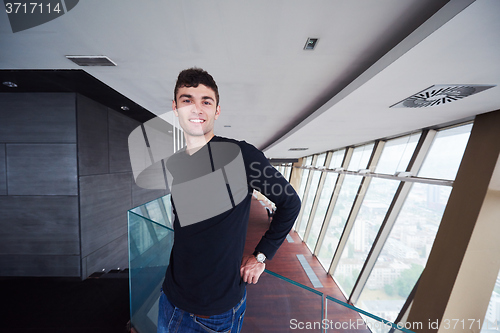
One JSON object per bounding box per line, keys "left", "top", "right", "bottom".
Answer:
{"left": 1, "top": 0, "right": 499, "bottom": 158}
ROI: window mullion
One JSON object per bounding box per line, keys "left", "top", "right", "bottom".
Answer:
{"left": 294, "top": 155, "right": 318, "bottom": 235}
{"left": 288, "top": 159, "right": 303, "bottom": 192}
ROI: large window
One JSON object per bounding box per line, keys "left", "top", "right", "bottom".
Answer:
{"left": 375, "top": 133, "right": 421, "bottom": 175}
{"left": 292, "top": 122, "right": 472, "bottom": 325}
{"left": 316, "top": 143, "right": 374, "bottom": 269}
{"left": 333, "top": 134, "right": 420, "bottom": 296}
{"left": 297, "top": 153, "right": 327, "bottom": 238}
{"left": 418, "top": 124, "right": 472, "bottom": 180}
{"left": 356, "top": 124, "right": 471, "bottom": 323}
{"left": 305, "top": 150, "right": 345, "bottom": 252}
{"left": 356, "top": 182, "right": 452, "bottom": 322}
{"left": 347, "top": 143, "right": 375, "bottom": 171}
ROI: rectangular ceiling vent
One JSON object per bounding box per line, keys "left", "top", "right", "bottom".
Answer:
{"left": 304, "top": 38, "right": 319, "bottom": 50}
{"left": 289, "top": 147, "right": 309, "bottom": 151}
{"left": 390, "top": 84, "right": 495, "bottom": 108}
{"left": 66, "top": 55, "right": 117, "bottom": 66}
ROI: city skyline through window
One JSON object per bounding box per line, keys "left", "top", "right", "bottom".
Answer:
{"left": 293, "top": 123, "right": 472, "bottom": 326}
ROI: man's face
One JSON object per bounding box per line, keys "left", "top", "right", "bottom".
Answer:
{"left": 172, "top": 84, "right": 220, "bottom": 140}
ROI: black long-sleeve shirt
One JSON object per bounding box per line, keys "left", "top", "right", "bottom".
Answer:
{"left": 162, "top": 135, "right": 301, "bottom": 315}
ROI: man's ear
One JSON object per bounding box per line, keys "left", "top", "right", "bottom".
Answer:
{"left": 172, "top": 100, "right": 179, "bottom": 116}
{"left": 214, "top": 105, "right": 221, "bottom": 120}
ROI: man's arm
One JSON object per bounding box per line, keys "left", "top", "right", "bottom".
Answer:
{"left": 240, "top": 142, "right": 301, "bottom": 283}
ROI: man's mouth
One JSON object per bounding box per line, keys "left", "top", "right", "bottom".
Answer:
{"left": 189, "top": 119, "right": 205, "bottom": 123}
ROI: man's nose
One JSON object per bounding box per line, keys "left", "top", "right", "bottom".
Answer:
{"left": 190, "top": 102, "right": 203, "bottom": 113}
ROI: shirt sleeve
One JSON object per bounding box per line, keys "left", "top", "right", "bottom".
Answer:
{"left": 240, "top": 141, "right": 301, "bottom": 260}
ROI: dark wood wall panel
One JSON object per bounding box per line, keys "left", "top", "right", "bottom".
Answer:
{"left": 132, "top": 180, "right": 168, "bottom": 207}
{"left": 108, "top": 109, "right": 138, "bottom": 173}
{"left": 76, "top": 94, "right": 109, "bottom": 176}
{"left": 79, "top": 173, "right": 132, "bottom": 258}
{"left": 82, "top": 233, "right": 128, "bottom": 278}
{"left": 0, "top": 92, "right": 80, "bottom": 277}
{"left": 77, "top": 94, "right": 166, "bottom": 278}
{"left": 0, "top": 144, "right": 6, "bottom": 195}
{"left": 7, "top": 144, "right": 78, "bottom": 195}
{"left": 0, "top": 254, "right": 80, "bottom": 277}
{"left": 0, "top": 93, "right": 76, "bottom": 143}
{"left": 0, "top": 196, "right": 79, "bottom": 255}
{"left": 0, "top": 92, "right": 165, "bottom": 278}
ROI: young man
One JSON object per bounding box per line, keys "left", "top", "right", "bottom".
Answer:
{"left": 158, "top": 68, "right": 301, "bottom": 333}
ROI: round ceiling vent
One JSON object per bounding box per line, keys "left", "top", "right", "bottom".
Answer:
{"left": 391, "top": 84, "right": 496, "bottom": 108}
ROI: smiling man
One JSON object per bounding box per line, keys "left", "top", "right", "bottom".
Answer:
{"left": 158, "top": 68, "right": 301, "bottom": 333}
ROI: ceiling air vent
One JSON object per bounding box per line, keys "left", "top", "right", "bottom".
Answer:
{"left": 304, "top": 38, "right": 319, "bottom": 50}
{"left": 289, "top": 148, "right": 309, "bottom": 151}
{"left": 390, "top": 84, "right": 495, "bottom": 108}
{"left": 66, "top": 55, "right": 117, "bottom": 66}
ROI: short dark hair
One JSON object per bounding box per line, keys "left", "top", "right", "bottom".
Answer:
{"left": 174, "top": 67, "right": 219, "bottom": 106}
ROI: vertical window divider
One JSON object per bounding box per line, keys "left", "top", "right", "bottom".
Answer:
{"left": 349, "top": 129, "right": 437, "bottom": 304}
{"left": 291, "top": 157, "right": 306, "bottom": 230}
{"left": 289, "top": 158, "right": 303, "bottom": 190}
{"left": 284, "top": 163, "right": 292, "bottom": 182}
{"left": 328, "top": 141, "right": 385, "bottom": 276}
{"left": 303, "top": 151, "right": 333, "bottom": 246}
{"left": 294, "top": 154, "right": 318, "bottom": 235}
{"left": 313, "top": 147, "right": 353, "bottom": 256}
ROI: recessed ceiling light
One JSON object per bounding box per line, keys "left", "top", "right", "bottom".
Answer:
{"left": 391, "top": 84, "right": 496, "bottom": 108}
{"left": 304, "top": 38, "right": 319, "bottom": 50}
{"left": 3, "top": 81, "right": 18, "bottom": 88}
{"left": 121, "top": 106, "right": 130, "bottom": 111}
{"left": 66, "top": 55, "right": 117, "bottom": 66}
{"left": 289, "top": 148, "right": 309, "bottom": 151}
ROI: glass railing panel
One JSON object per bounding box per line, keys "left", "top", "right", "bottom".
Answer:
{"left": 325, "top": 296, "right": 415, "bottom": 333}
{"left": 129, "top": 196, "right": 173, "bottom": 229}
{"left": 128, "top": 207, "right": 174, "bottom": 333}
{"left": 243, "top": 270, "right": 323, "bottom": 332}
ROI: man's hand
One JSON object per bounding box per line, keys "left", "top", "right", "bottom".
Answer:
{"left": 240, "top": 254, "right": 265, "bottom": 284}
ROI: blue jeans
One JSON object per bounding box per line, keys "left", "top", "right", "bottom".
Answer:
{"left": 157, "top": 289, "right": 246, "bottom": 333}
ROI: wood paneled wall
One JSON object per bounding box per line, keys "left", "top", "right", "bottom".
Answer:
{"left": 0, "top": 93, "right": 166, "bottom": 278}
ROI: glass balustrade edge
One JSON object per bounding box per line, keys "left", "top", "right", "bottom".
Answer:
{"left": 264, "top": 269, "right": 324, "bottom": 297}
{"left": 325, "top": 295, "right": 415, "bottom": 333}
{"left": 128, "top": 210, "right": 174, "bottom": 232}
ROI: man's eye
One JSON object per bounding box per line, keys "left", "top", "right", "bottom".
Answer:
{"left": 182, "top": 99, "right": 191, "bottom": 103}
{"left": 203, "top": 101, "right": 212, "bottom": 105}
